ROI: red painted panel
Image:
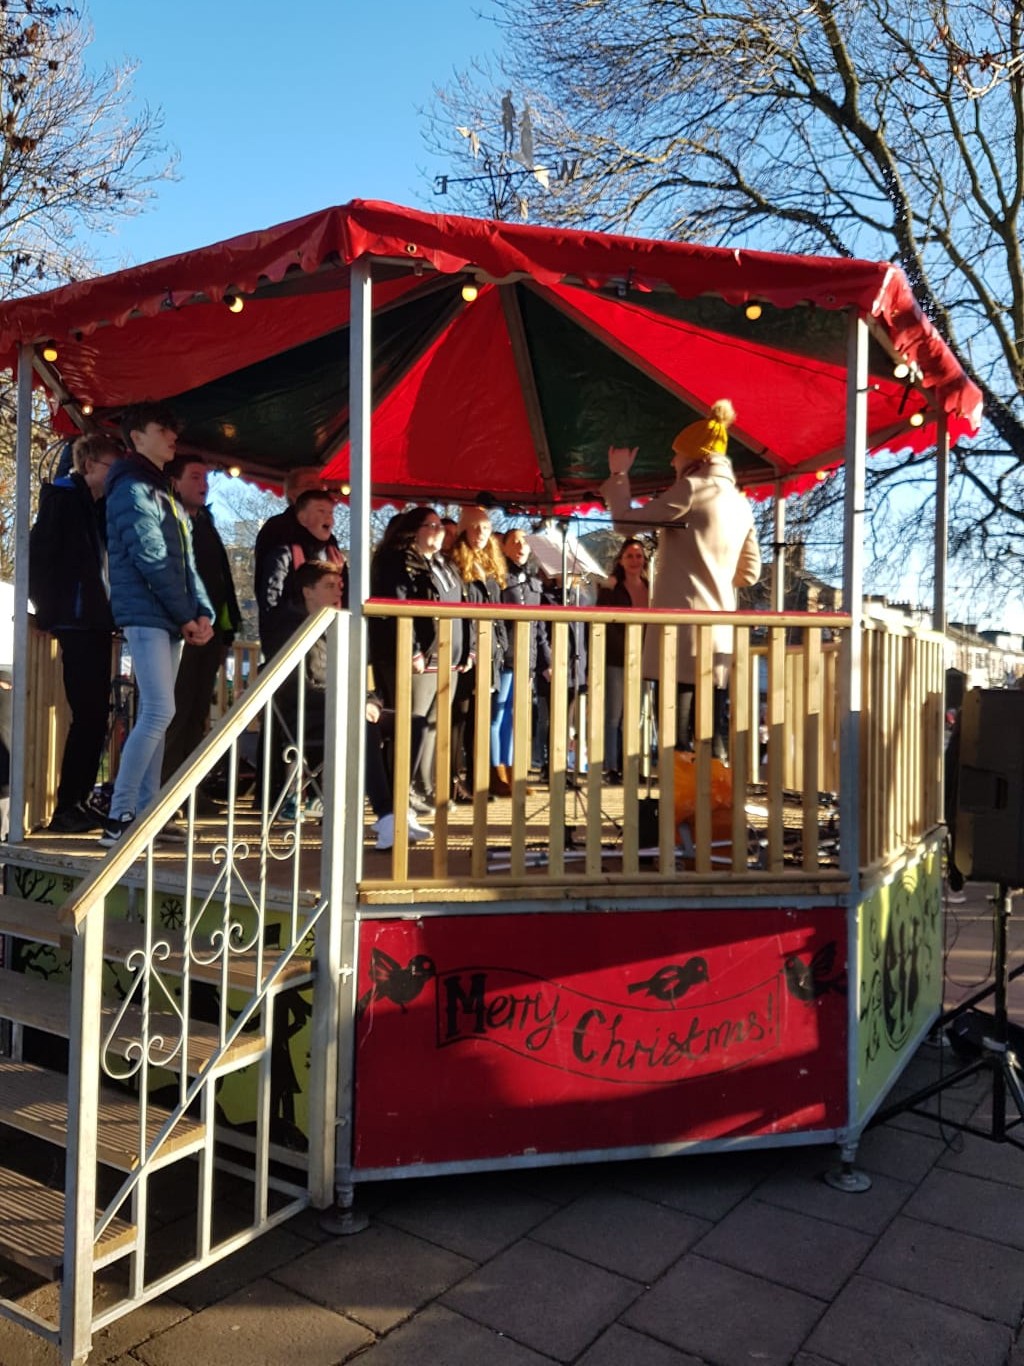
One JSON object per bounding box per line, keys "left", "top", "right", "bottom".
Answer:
{"left": 353, "top": 909, "right": 847, "bottom": 1169}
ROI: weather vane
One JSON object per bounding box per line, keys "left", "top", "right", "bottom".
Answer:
{"left": 434, "top": 91, "right": 580, "bottom": 219}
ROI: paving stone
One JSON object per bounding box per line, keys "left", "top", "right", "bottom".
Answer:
{"left": 507, "top": 1161, "right": 606, "bottom": 1206}
{"left": 805, "top": 1275, "right": 1012, "bottom": 1366}
{"left": 147, "top": 1217, "right": 319, "bottom": 1310}
{"left": 904, "top": 1167, "right": 1024, "bottom": 1249}
{"left": 132, "top": 1278, "right": 372, "bottom": 1366}
{"left": 272, "top": 1222, "right": 474, "bottom": 1334}
{"left": 376, "top": 1175, "right": 556, "bottom": 1261}
{"left": 852, "top": 1120, "right": 946, "bottom": 1183}
{"left": 530, "top": 1190, "right": 709, "bottom": 1282}
{"left": 623, "top": 1255, "right": 824, "bottom": 1365}
{"left": 441, "top": 1237, "right": 640, "bottom": 1361}
{"left": 693, "top": 1198, "right": 873, "bottom": 1299}
{"left": 0, "top": 1276, "right": 189, "bottom": 1365}
{"left": 754, "top": 1149, "right": 914, "bottom": 1234}
{"left": 937, "top": 1130, "right": 1024, "bottom": 1188}
{"left": 350, "top": 1304, "right": 552, "bottom": 1364}
{"left": 860, "top": 1214, "right": 1024, "bottom": 1325}
{"left": 611, "top": 1148, "right": 781, "bottom": 1220}
{"left": 576, "top": 1323, "right": 705, "bottom": 1366}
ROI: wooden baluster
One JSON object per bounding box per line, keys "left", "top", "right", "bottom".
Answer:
{"left": 433, "top": 618, "right": 454, "bottom": 878}
{"left": 471, "top": 619, "right": 493, "bottom": 879}
{"left": 509, "top": 619, "right": 530, "bottom": 879}
{"left": 586, "top": 621, "right": 607, "bottom": 877}
{"left": 803, "top": 628, "right": 822, "bottom": 871}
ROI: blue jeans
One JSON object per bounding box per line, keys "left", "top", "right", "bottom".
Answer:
{"left": 491, "top": 668, "right": 516, "bottom": 766}
{"left": 109, "top": 627, "right": 182, "bottom": 821}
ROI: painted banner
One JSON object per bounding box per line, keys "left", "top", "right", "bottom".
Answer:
{"left": 855, "top": 846, "right": 943, "bottom": 1119}
{"left": 354, "top": 907, "right": 848, "bottom": 1168}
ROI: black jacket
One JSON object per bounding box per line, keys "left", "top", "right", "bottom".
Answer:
{"left": 501, "top": 564, "right": 551, "bottom": 676}
{"left": 255, "top": 506, "right": 347, "bottom": 658}
{"left": 191, "top": 506, "right": 242, "bottom": 644}
{"left": 369, "top": 545, "right": 468, "bottom": 686}
{"left": 29, "top": 473, "right": 114, "bottom": 633}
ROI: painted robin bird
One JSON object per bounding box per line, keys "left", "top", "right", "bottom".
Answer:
{"left": 784, "top": 943, "right": 847, "bottom": 1001}
{"left": 356, "top": 949, "right": 437, "bottom": 1015}
{"left": 627, "top": 957, "right": 710, "bottom": 1004}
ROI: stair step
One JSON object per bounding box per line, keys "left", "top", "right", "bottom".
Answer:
{"left": 0, "top": 1166, "right": 136, "bottom": 1279}
{"left": 0, "top": 1061, "right": 206, "bottom": 1170}
{"left": 0, "top": 969, "right": 267, "bottom": 1076}
{"left": 0, "top": 896, "right": 315, "bottom": 992}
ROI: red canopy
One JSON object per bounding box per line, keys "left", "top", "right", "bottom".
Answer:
{"left": 0, "top": 200, "right": 982, "bottom": 504}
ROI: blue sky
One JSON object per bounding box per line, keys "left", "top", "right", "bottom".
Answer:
{"left": 85, "top": 0, "right": 500, "bottom": 267}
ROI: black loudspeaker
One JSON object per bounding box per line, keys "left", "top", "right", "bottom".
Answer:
{"left": 954, "top": 687, "right": 1024, "bottom": 885}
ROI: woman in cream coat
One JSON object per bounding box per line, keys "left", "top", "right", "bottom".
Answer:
{"left": 602, "top": 398, "right": 762, "bottom": 759}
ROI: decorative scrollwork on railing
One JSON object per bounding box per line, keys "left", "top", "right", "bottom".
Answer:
{"left": 100, "top": 941, "right": 186, "bottom": 1081}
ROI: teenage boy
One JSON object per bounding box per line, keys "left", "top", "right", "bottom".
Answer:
{"left": 160, "top": 455, "right": 242, "bottom": 789}
{"left": 255, "top": 488, "right": 347, "bottom": 660}
{"left": 29, "top": 432, "right": 123, "bottom": 832}
{"left": 100, "top": 403, "right": 213, "bottom": 846}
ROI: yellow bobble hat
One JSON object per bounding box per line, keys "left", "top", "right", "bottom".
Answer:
{"left": 672, "top": 398, "right": 736, "bottom": 463}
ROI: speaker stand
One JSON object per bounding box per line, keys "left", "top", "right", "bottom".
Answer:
{"left": 871, "top": 884, "right": 1024, "bottom": 1149}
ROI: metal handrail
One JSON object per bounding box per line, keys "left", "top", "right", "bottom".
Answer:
{"left": 58, "top": 607, "right": 336, "bottom": 931}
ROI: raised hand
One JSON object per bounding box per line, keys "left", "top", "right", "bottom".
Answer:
{"left": 608, "top": 445, "right": 638, "bottom": 476}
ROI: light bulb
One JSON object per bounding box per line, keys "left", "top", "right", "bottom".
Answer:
{"left": 461, "top": 283, "right": 479, "bottom": 303}
{"left": 744, "top": 302, "right": 762, "bottom": 321}
{"left": 224, "top": 293, "right": 244, "bottom": 313}
{"left": 909, "top": 410, "right": 926, "bottom": 428}
{"left": 41, "top": 341, "right": 58, "bottom": 362}
{"left": 80, "top": 402, "right": 93, "bottom": 416}
{"left": 893, "top": 361, "right": 910, "bottom": 379}
{"left": 227, "top": 465, "right": 241, "bottom": 478}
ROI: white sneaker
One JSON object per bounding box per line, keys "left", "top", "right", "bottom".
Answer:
{"left": 375, "top": 812, "right": 431, "bottom": 849}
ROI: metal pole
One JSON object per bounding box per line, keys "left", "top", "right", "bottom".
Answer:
{"left": 323, "top": 255, "right": 372, "bottom": 1230}
{"left": 839, "top": 312, "right": 868, "bottom": 888}
{"left": 933, "top": 410, "right": 949, "bottom": 635}
{"left": 772, "top": 482, "right": 785, "bottom": 613}
{"left": 9, "top": 343, "right": 34, "bottom": 842}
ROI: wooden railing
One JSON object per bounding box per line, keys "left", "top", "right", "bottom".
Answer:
{"left": 23, "top": 607, "right": 946, "bottom": 892}
{"left": 24, "top": 632, "right": 261, "bottom": 830}
{"left": 859, "top": 609, "right": 946, "bottom": 873}
{"left": 362, "top": 603, "right": 843, "bottom": 896}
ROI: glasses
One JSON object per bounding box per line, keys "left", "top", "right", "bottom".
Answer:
{"left": 421, "top": 521, "right": 443, "bottom": 530}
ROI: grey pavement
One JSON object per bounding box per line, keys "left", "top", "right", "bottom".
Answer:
{"left": 5, "top": 884, "right": 1024, "bottom": 1365}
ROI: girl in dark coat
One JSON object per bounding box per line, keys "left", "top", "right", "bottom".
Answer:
{"left": 29, "top": 433, "right": 122, "bottom": 831}
{"left": 449, "top": 506, "right": 508, "bottom": 800}
{"left": 595, "top": 538, "right": 650, "bottom": 780}
{"left": 492, "top": 527, "right": 549, "bottom": 794}
{"left": 369, "top": 506, "right": 468, "bottom": 807}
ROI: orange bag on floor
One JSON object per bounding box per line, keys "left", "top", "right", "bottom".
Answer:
{"left": 673, "top": 751, "right": 733, "bottom": 827}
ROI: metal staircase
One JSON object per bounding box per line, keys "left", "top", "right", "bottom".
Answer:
{"left": 0, "top": 609, "right": 353, "bottom": 1365}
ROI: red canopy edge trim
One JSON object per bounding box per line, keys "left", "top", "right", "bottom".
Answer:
{"left": 0, "top": 199, "right": 982, "bottom": 443}
{"left": 869, "top": 269, "right": 982, "bottom": 431}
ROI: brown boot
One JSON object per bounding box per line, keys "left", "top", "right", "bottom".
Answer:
{"left": 490, "top": 764, "right": 513, "bottom": 797}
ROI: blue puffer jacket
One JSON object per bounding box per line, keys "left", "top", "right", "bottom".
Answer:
{"left": 105, "top": 453, "right": 213, "bottom": 634}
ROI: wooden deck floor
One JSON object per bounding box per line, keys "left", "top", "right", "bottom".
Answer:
{"left": 6, "top": 775, "right": 844, "bottom": 911}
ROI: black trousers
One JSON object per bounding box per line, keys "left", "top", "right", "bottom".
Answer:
{"left": 54, "top": 629, "right": 113, "bottom": 812}
{"left": 676, "top": 683, "right": 729, "bottom": 762}
{"left": 162, "top": 635, "right": 225, "bottom": 782}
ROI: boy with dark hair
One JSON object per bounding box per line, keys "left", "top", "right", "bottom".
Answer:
{"left": 255, "top": 488, "right": 347, "bottom": 659}
{"left": 29, "top": 431, "right": 123, "bottom": 832}
{"left": 160, "top": 455, "right": 241, "bottom": 789}
{"left": 278, "top": 561, "right": 426, "bottom": 850}
{"left": 100, "top": 403, "right": 213, "bottom": 846}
